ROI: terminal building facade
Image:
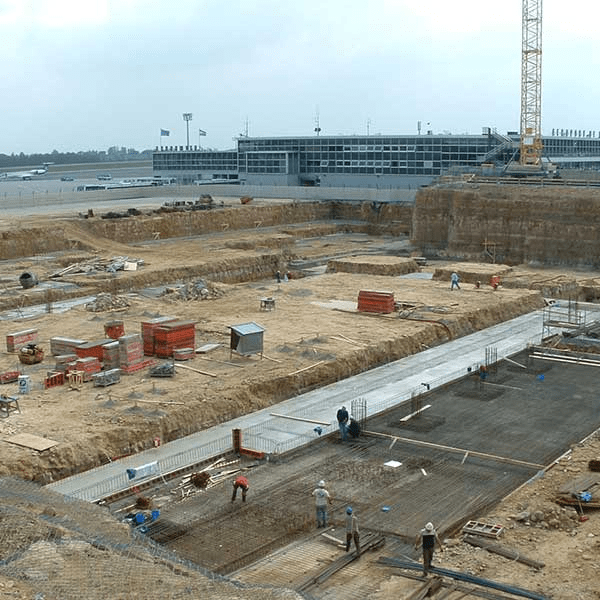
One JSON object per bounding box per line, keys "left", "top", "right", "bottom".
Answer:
{"left": 153, "top": 129, "right": 600, "bottom": 188}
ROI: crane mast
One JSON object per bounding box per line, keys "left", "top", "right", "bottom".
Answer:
{"left": 520, "top": 0, "right": 543, "bottom": 166}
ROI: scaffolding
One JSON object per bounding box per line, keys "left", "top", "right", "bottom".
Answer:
{"left": 542, "top": 299, "right": 585, "bottom": 340}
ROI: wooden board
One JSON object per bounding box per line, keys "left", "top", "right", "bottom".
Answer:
{"left": 195, "top": 343, "right": 221, "bottom": 354}
{"left": 6, "top": 433, "right": 59, "bottom": 452}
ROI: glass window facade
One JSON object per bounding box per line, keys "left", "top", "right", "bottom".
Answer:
{"left": 153, "top": 134, "right": 600, "bottom": 184}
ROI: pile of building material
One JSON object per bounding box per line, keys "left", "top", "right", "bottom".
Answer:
{"left": 50, "top": 256, "right": 144, "bottom": 278}
{"left": 162, "top": 280, "right": 225, "bottom": 301}
{"left": 6, "top": 328, "right": 38, "bottom": 353}
{"left": 357, "top": 290, "right": 395, "bottom": 314}
{"left": 153, "top": 321, "right": 196, "bottom": 358}
{"left": 170, "top": 457, "right": 240, "bottom": 499}
{"left": 141, "top": 317, "right": 178, "bottom": 355}
{"left": 85, "top": 293, "right": 131, "bottom": 312}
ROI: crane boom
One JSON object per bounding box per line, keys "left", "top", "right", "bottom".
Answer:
{"left": 520, "top": 0, "right": 543, "bottom": 166}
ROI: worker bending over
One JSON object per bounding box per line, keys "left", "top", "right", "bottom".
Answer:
{"left": 231, "top": 475, "right": 249, "bottom": 503}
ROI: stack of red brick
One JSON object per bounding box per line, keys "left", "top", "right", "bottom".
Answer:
{"left": 119, "top": 334, "right": 152, "bottom": 374}
{"left": 71, "top": 357, "right": 102, "bottom": 382}
{"left": 357, "top": 290, "right": 395, "bottom": 314}
{"left": 141, "top": 317, "right": 178, "bottom": 356}
{"left": 153, "top": 320, "right": 196, "bottom": 358}
{"left": 6, "top": 329, "right": 38, "bottom": 353}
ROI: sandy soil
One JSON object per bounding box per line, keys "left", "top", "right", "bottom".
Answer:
{"left": 441, "top": 434, "right": 600, "bottom": 600}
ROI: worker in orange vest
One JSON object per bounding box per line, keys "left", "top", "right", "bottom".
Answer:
{"left": 231, "top": 475, "right": 249, "bottom": 503}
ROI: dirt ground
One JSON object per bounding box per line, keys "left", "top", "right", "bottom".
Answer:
{"left": 0, "top": 206, "right": 599, "bottom": 599}
{"left": 441, "top": 435, "right": 600, "bottom": 600}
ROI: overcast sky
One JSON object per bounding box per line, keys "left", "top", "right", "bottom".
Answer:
{"left": 1, "top": 0, "right": 598, "bottom": 155}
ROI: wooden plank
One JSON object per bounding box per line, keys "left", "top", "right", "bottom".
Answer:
{"left": 174, "top": 363, "right": 217, "bottom": 377}
{"left": 464, "top": 535, "right": 545, "bottom": 569}
{"left": 403, "top": 580, "right": 434, "bottom": 600}
{"left": 262, "top": 354, "right": 282, "bottom": 363}
{"left": 270, "top": 412, "right": 330, "bottom": 426}
{"left": 195, "top": 343, "right": 221, "bottom": 353}
{"left": 6, "top": 433, "right": 59, "bottom": 452}
{"left": 289, "top": 360, "right": 325, "bottom": 376}
{"left": 197, "top": 356, "right": 244, "bottom": 368}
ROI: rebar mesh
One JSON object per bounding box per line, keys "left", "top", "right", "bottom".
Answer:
{"left": 0, "top": 477, "right": 306, "bottom": 600}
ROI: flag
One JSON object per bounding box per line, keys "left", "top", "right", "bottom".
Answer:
{"left": 198, "top": 129, "right": 207, "bottom": 136}
{"left": 160, "top": 129, "right": 170, "bottom": 136}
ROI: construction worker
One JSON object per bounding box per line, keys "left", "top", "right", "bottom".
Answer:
{"left": 231, "top": 474, "right": 249, "bottom": 503}
{"left": 336, "top": 405, "right": 349, "bottom": 441}
{"left": 312, "top": 480, "right": 332, "bottom": 528}
{"left": 450, "top": 272, "right": 460, "bottom": 290}
{"left": 414, "top": 521, "right": 443, "bottom": 575}
{"left": 348, "top": 416, "right": 361, "bottom": 439}
{"left": 345, "top": 507, "right": 360, "bottom": 556}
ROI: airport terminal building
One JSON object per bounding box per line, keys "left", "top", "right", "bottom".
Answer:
{"left": 153, "top": 129, "right": 600, "bottom": 188}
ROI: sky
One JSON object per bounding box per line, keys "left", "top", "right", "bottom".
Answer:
{"left": 1, "top": 0, "right": 599, "bottom": 155}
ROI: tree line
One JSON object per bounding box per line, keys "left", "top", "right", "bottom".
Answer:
{"left": 0, "top": 148, "right": 153, "bottom": 168}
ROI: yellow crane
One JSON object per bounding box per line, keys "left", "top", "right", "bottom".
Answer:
{"left": 519, "top": 0, "right": 543, "bottom": 166}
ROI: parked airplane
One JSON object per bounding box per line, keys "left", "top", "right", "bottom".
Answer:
{"left": 0, "top": 163, "right": 51, "bottom": 181}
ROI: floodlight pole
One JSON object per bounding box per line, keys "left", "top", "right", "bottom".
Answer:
{"left": 183, "top": 113, "right": 193, "bottom": 148}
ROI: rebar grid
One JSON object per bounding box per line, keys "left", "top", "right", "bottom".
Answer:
{"left": 0, "top": 478, "right": 306, "bottom": 600}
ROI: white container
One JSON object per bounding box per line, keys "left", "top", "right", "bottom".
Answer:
{"left": 18, "top": 374, "right": 30, "bottom": 394}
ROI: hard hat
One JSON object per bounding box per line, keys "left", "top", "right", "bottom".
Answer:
{"left": 318, "top": 480, "right": 325, "bottom": 488}
{"left": 425, "top": 522, "right": 434, "bottom": 531}
{"left": 346, "top": 506, "right": 353, "bottom": 514}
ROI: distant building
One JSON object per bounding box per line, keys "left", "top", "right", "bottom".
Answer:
{"left": 153, "top": 129, "right": 600, "bottom": 188}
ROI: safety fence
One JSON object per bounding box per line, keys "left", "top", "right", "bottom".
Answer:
{"left": 47, "top": 433, "right": 233, "bottom": 503}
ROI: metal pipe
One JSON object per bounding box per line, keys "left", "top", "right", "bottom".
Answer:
{"left": 376, "top": 557, "right": 549, "bottom": 600}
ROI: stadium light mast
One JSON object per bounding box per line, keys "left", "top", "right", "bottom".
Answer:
{"left": 183, "top": 113, "right": 193, "bottom": 148}
{"left": 519, "top": 0, "right": 543, "bottom": 166}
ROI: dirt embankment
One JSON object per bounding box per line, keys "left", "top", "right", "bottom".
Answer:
{"left": 413, "top": 183, "right": 600, "bottom": 267}
{"left": 0, "top": 272, "right": 544, "bottom": 485}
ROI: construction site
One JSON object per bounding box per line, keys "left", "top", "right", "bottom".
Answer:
{"left": 0, "top": 179, "right": 598, "bottom": 600}
{"left": 0, "top": 2, "right": 599, "bottom": 599}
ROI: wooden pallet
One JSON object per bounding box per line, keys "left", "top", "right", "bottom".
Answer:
{"left": 461, "top": 520, "right": 503, "bottom": 538}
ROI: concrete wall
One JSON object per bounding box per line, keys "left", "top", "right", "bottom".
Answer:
{"left": 413, "top": 183, "right": 600, "bottom": 267}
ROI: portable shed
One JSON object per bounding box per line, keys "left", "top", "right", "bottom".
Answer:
{"left": 228, "top": 322, "right": 264, "bottom": 358}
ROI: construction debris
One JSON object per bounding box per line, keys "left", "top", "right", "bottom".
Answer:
{"left": 51, "top": 256, "right": 144, "bottom": 278}
{"left": 555, "top": 473, "right": 600, "bottom": 508}
{"left": 85, "top": 293, "right": 131, "bottom": 312}
{"left": 149, "top": 362, "right": 176, "bottom": 378}
{"left": 161, "top": 279, "right": 225, "bottom": 301}
{"left": 170, "top": 457, "right": 240, "bottom": 499}
{"left": 161, "top": 196, "right": 223, "bottom": 211}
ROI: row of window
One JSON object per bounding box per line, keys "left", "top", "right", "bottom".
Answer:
{"left": 238, "top": 144, "right": 489, "bottom": 154}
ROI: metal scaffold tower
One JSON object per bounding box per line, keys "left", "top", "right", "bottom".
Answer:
{"left": 520, "top": 0, "right": 543, "bottom": 166}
